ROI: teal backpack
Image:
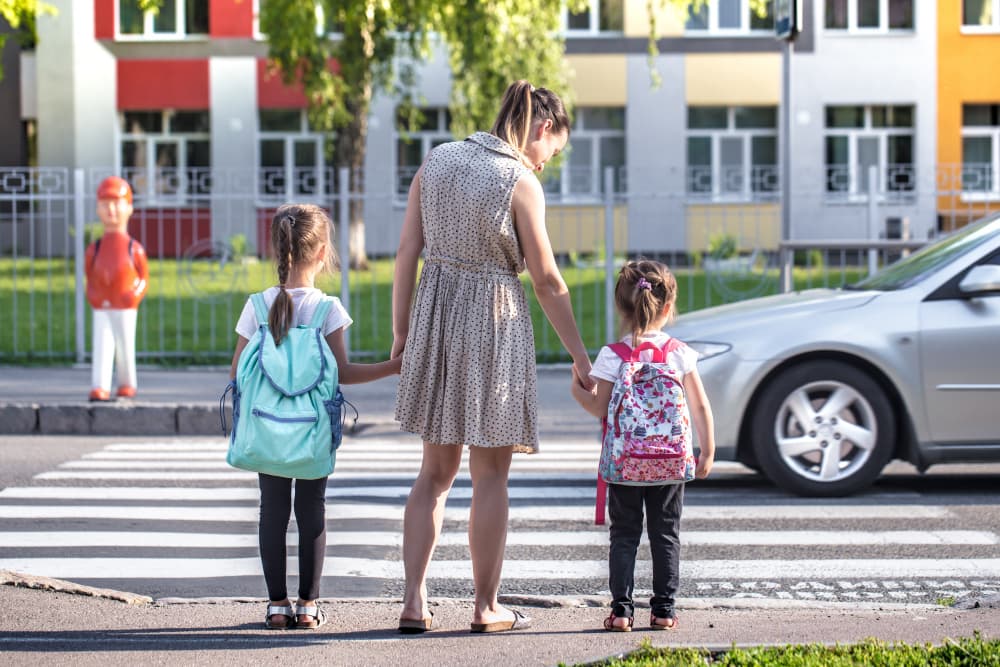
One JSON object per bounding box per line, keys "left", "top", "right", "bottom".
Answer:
{"left": 221, "top": 292, "right": 346, "bottom": 480}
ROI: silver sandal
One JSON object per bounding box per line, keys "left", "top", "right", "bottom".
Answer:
{"left": 264, "top": 603, "right": 295, "bottom": 630}
{"left": 295, "top": 602, "right": 327, "bottom": 629}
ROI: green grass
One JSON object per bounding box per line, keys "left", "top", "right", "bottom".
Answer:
{"left": 0, "top": 257, "right": 866, "bottom": 365}
{"left": 568, "top": 635, "right": 1000, "bottom": 667}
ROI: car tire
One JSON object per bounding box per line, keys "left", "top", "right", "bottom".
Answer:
{"left": 751, "top": 360, "right": 895, "bottom": 497}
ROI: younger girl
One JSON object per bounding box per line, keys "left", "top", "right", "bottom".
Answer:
{"left": 229, "top": 204, "right": 401, "bottom": 630}
{"left": 571, "top": 259, "right": 715, "bottom": 632}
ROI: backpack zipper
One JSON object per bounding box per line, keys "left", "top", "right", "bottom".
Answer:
{"left": 251, "top": 407, "right": 317, "bottom": 423}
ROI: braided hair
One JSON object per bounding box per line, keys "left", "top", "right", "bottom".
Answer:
{"left": 268, "top": 203, "right": 337, "bottom": 345}
{"left": 614, "top": 259, "right": 678, "bottom": 348}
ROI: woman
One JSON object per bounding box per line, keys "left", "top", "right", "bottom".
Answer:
{"left": 391, "top": 80, "right": 594, "bottom": 634}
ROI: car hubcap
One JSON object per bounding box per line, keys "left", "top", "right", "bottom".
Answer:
{"left": 773, "top": 380, "right": 878, "bottom": 483}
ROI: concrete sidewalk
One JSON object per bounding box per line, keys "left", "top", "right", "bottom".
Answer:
{"left": 0, "top": 365, "right": 594, "bottom": 438}
{"left": 1, "top": 576, "right": 998, "bottom": 666}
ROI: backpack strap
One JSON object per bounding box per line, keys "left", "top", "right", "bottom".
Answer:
{"left": 608, "top": 341, "right": 666, "bottom": 363}
{"left": 309, "top": 297, "right": 334, "bottom": 330}
{"left": 249, "top": 293, "right": 269, "bottom": 326}
{"left": 596, "top": 418, "right": 608, "bottom": 525}
{"left": 661, "top": 337, "right": 684, "bottom": 354}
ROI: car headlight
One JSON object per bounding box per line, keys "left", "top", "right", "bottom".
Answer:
{"left": 685, "top": 341, "right": 731, "bottom": 362}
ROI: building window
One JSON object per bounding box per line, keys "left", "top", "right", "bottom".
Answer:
{"left": 120, "top": 110, "right": 211, "bottom": 204}
{"left": 963, "top": 0, "right": 1000, "bottom": 30}
{"left": 962, "top": 104, "right": 1000, "bottom": 197}
{"left": 258, "top": 110, "right": 333, "bottom": 202}
{"left": 395, "top": 108, "right": 452, "bottom": 197}
{"left": 686, "top": 106, "right": 777, "bottom": 201}
{"left": 564, "top": 0, "right": 624, "bottom": 33}
{"left": 824, "top": 0, "right": 914, "bottom": 31}
{"left": 118, "top": 0, "right": 209, "bottom": 38}
{"left": 824, "top": 105, "right": 915, "bottom": 197}
{"left": 543, "top": 107, "right": 626, "bottom": 199}
{"left": 685, "top": 0, "right": 774, "bottom": 33}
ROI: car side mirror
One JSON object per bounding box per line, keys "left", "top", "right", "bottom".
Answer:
{"left": 958, "top": 264, "right": 1000, "bottom": 295}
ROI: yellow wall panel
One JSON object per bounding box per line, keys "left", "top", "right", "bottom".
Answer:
{"left": 687, "top": 203, "right": 781, "bottom": 250}
{"left": 624, "top": 0, "right": 685, "bottom": 37}
{"left": 685, "top": 54, "right": 781, "bottom": 105}
{"left": 547, "top": 204, "right": 627, "bottom": 254}
{"left": 566, "top": 55, "right": 627, "bottom": 106}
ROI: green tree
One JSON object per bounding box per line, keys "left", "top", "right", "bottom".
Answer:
{"left": 0, "top": 0, "right": 55, "bottom": 78}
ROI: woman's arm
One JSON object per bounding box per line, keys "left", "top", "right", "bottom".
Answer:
{"left": 326, "top": 327, "right": 402, "bottom": 384}
{"left": 511, "top": 174, "right": 594, "bottom": 388}
{"left": 228, "top": 335, "right": 249, "bottom": 381}
{"left": 683, "top": 368, "right": 715, "bottom": 479}
{"left": 391, "top": 168, "right": 425, "bottom": 360}
{"left": 571, "top": 378, "right": 614, "bottom": 420}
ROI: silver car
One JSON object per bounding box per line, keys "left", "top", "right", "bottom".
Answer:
{"left": 670, "top": 213, "right": 1000, "bottom": 496}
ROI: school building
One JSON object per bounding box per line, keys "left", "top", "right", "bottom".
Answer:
{"left": 3, "top": 0, "right": 1000, "bottom": 257}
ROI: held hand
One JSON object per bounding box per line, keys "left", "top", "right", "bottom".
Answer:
{"left": 695, "top": 453, "right": 714, "bottom": 479}
{"left": 390, "top": 336, "right": 406, "bottom": 360}
{"left": 572, "top": 361, "right": 595, "bottom": 391}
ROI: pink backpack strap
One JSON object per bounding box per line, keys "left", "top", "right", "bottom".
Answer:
{"left": 661, "top": 337, "right": 684, "bottom": 354}
{"left": 608, "top": 341, "right": 666, "bottom": 363}
{"left": 596, "top": 418, "right": 609, "bottom": 525}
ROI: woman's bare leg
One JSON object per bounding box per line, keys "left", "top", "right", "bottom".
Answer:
{"left": 468, "top": 445, "right": 515, "bottom": 625}
{"left": 400, "top": 442, "right": 463, "bottom": 622}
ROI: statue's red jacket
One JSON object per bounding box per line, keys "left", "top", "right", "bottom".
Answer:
{"left": 85, "top": 231, "right": 149, "bottom": 310}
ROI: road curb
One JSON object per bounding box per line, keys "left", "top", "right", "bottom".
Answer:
{"left": 0, "top": 402, "right": 231, "bottom": 436}
{"left": 0, "top": 569, "right": 152, "bottom": 605}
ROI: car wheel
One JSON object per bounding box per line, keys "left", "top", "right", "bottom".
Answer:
{"left": 751, "top": 361, "right": 895, "bottom": 496}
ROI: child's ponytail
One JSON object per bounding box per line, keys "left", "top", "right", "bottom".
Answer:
{"left": 614, "top": 260, "right": 678, "bottom": 347}
{"left": 269, "top": 213, "right": 296, "bottom": 345}
{"left": 266, "top": 204, "right": 336, "bottom": 346}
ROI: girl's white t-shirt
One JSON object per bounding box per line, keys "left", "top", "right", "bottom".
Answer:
{"left": 589, "top": 331, "right": 697, "bottom": 384}
{"left": 234, "top": 286, "right": 352, "bottom": 340}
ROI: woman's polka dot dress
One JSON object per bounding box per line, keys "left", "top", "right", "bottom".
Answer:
{"left": 394, "top": 131, "right": 539, "bottom": 453}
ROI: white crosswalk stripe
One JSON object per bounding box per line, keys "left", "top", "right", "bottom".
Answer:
{"left": 0, "top": 438, "right": 997, "bottom": 603}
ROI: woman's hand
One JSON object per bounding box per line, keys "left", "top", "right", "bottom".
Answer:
{"left": 571, "top": 363, "right": 595, "bottom": 391}
{"left": 390, "top": 336, "right": 406, "bottom": 360}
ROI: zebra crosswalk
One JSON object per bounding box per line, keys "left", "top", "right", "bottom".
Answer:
{"left": 0, "top": 438, "right": 998, "bottom": 603}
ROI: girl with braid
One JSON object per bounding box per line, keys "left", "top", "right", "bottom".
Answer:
{"left": 571, "top": 259, "right": 715, "bottom": 633}
{"left": 229, "top": 204, "right": 400, "bottom": 630}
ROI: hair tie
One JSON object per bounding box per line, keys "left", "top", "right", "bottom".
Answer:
{"left": 637, "top": 278, "right": 652, "bottom": 291}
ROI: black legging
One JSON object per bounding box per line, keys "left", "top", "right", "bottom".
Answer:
{"left": 258, "top": 473, "right": 328, "bottom": 601}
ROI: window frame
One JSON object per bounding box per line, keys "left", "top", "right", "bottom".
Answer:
{"left": 115, "top": 0, "right": 209, "bottom": 41}
{"left": 685, "top": 106, "right": 779, "bottom": 203}
{"left": 823, "top": 0, "right": 915, "bottom": 34}
{"left": 960, "top": 104, "right": 1000, "bottom": 201}
{"left": 543, "top": 107, "right": 627, "bottom": 202}
{"left": 961, "top": 0, "right": 1000, "bottom": 33}
{"left": 823, "top": 104, "right": 916, "bottom": 201}
{"left": 256, "top": 109, "right": 333, "bottom": 206}
{"left": 117, "top": 110, "right": 212, "bottom": 207}
{"left": 683, "top": 0, "right": 775, "bottom": 35}
{"left": 562, "top": 0, "right": 625, "bottom": 35}
{"left": 392, "top": 108, "right": 453, "bottom": 203}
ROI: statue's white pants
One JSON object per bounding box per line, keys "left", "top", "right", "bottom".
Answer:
{"left": 91, "top": 308, "right": 138, "bottom": 392}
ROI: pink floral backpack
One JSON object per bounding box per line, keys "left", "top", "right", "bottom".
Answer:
{"left": 595, "top": 339, "right": 695, "bottom": 525}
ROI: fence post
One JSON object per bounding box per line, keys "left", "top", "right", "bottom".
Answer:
{"left": 338, "top": 166, "right": 351, "bottom": 355}
{"left": 867, "top": 165, "right": 879, "bottom": 276}
{"left": 603, "top": 167, "right": 615, "bottom": 345}
{"left": 74, "top": 169, "right": 86, "bottom": 364}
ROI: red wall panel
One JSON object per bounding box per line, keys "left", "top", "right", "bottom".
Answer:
{"left": 129, "top": 209, "right": 213, "bottom": 259}
{"left": 94, "top": 0, "right": 115, "bottom": 39}
{"left": 210, "top": 0, "right": 253, "bottom": 38}
{"left": 118, "top": 60, "right": 210, "bottom": 110}
{"left": 256, "top": 59, "right": 308, "bottom": 108}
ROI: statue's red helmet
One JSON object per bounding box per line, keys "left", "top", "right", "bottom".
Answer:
{"left": 96, "top": 176, "right": 133, "bottom": 204}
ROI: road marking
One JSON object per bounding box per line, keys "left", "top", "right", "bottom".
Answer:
{"left": 1, "top": 530, "right": 994, "bottom": 548}
{"left": 3, "top": 557, "right": 999, "bottom": 580}
{"left": 0, "top": 503, "right": 953, "bottom": 521}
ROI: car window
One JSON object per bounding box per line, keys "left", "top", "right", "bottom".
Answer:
{"left": 850, "top": 216, "right": 1000, "bottom": 291}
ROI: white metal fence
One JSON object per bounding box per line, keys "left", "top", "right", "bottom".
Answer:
{"left": 1, "top": 165, "right": 996, "bottom": 364}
